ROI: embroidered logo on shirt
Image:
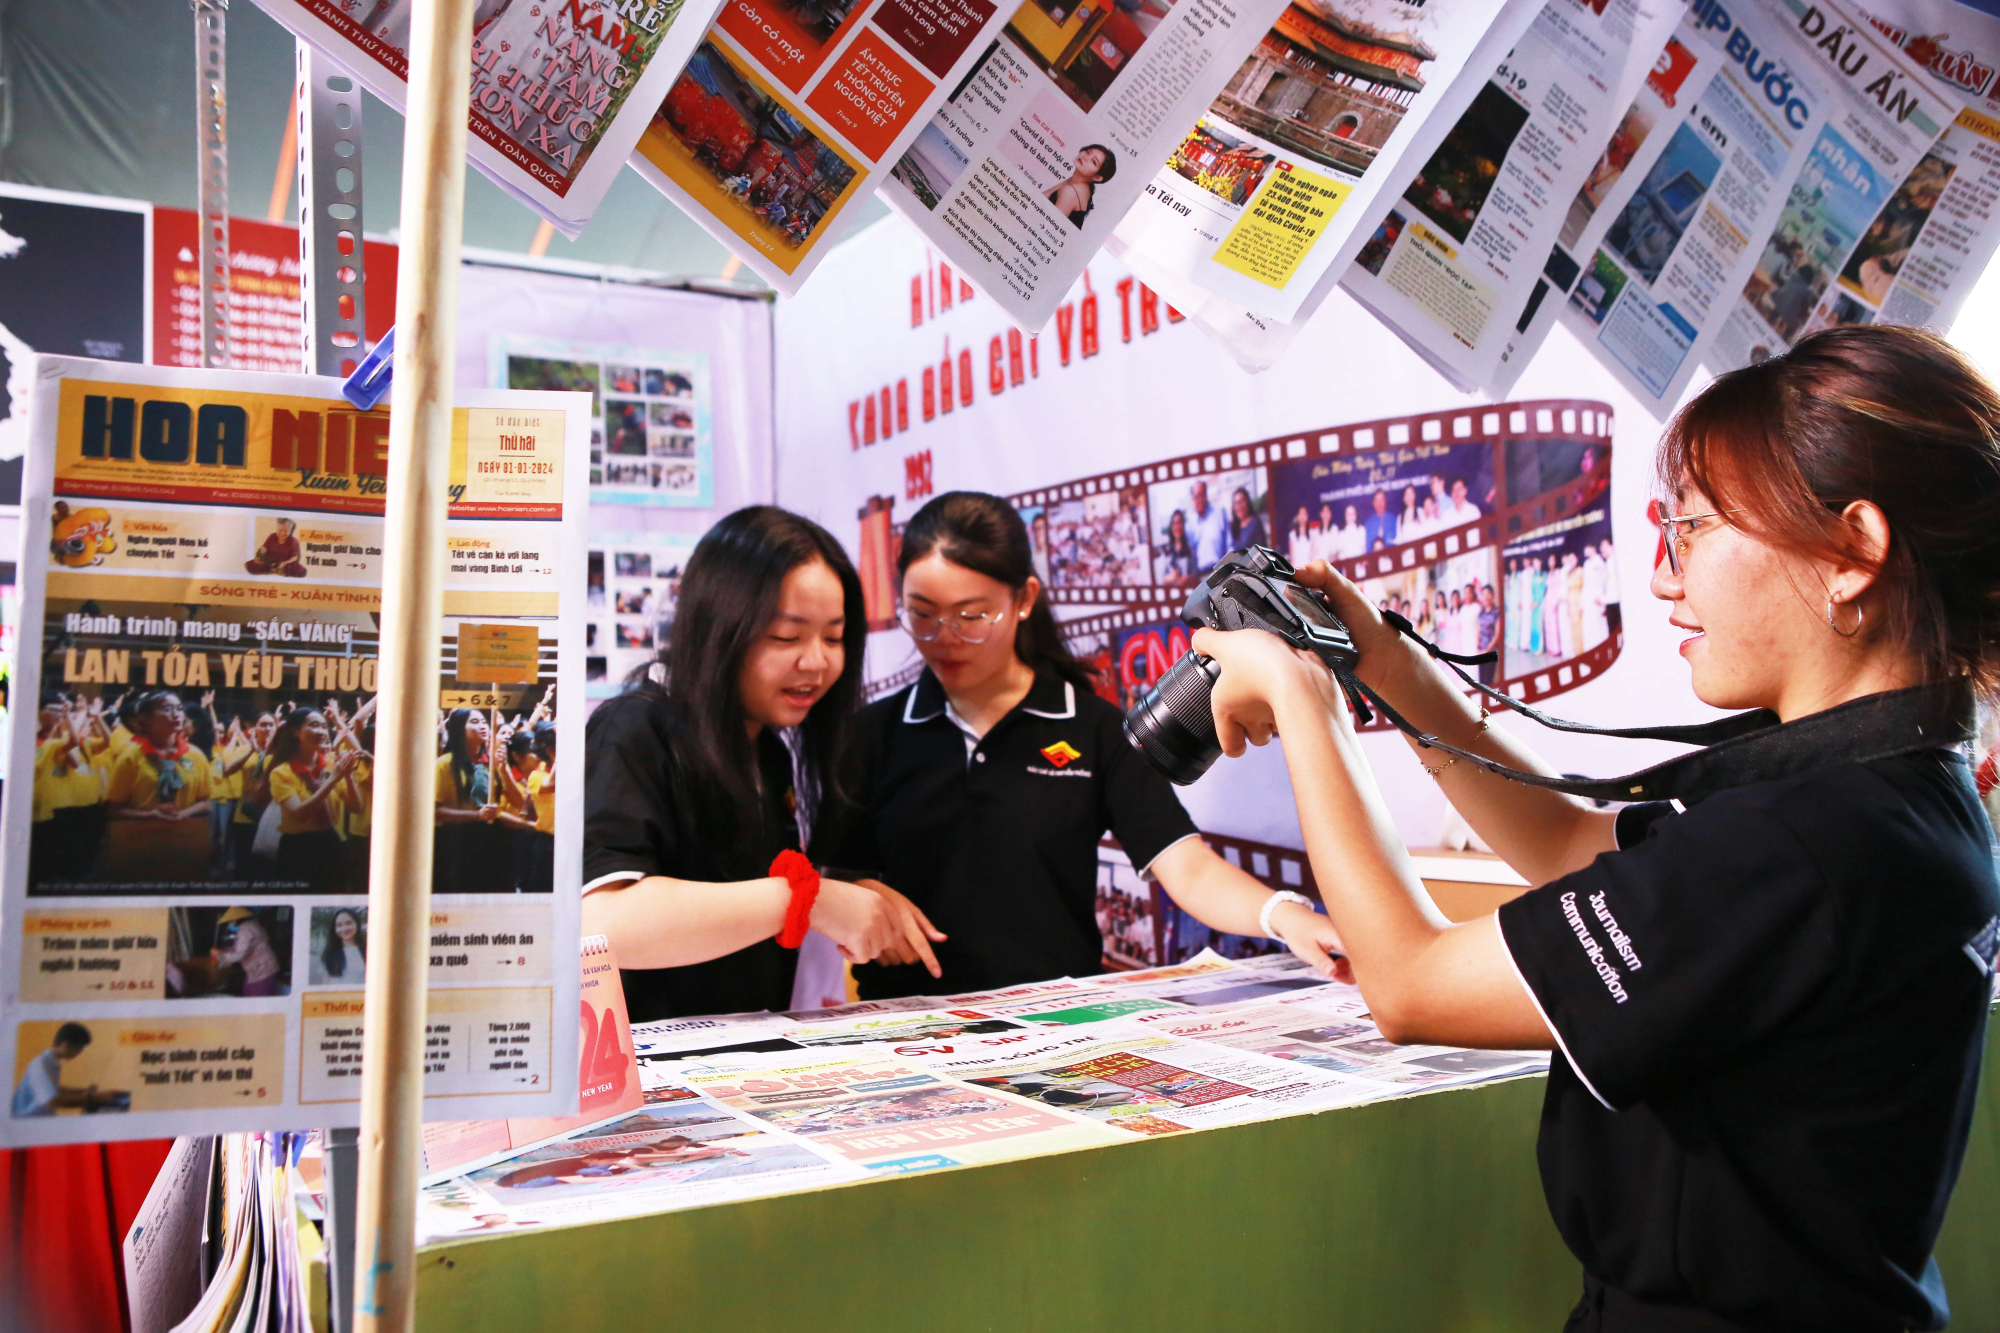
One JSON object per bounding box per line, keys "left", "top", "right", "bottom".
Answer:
{"left": 1040, "top": 741, "right": 1082, "bottom": 768}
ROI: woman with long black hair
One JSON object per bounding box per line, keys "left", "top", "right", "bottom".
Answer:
{"left": 434, "top": 707, "right": 506, "bottom": 893}
{"left": 320, "top": 907, "right": 366, "bottom": 984}
{"left": 581, "top": 506, "right": 900, "bottom": 1023}
{"left": 266, "top": 708, "right": 359, "bottom": 893}
{"left": 832, "top": 491, "right": 1345, "bottom": 1000}
{"left": 1195, "top": 326, "right": 2000, "bottom": 1331}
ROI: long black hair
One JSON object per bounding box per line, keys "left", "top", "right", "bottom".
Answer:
{"left": 645, "top": 506, "right": 867, "bottom": 868}
{"left": 897, "top": 492, "right": 1093, "bottom": 689}
{"left": 321, "top": 908, "right": 364, "bottom": 979}
{"left": 442, "top": 709, "right": 482, "bottom": 803}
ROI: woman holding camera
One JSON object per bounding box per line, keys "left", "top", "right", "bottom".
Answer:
{"left": 1195, "top": 327, "right": 2000, "bottom": 1332}
{"left": 581, "top": 507, "right": 901, "bottom": 1023}
{"left": 834, "top": 491, "right": 1345, "bottom": 999}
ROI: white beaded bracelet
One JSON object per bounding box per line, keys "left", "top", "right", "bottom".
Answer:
{"left": 1259, "top": 890, "right": 1314, "bottom": 941}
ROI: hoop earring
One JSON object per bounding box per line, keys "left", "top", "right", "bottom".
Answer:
{"left": 1827, "top": 597, "right": 1863, "bottom": 638}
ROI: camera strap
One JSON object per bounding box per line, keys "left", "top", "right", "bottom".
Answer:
{"left": 1333, "top": 611, "right": 1975, "bottom": 804}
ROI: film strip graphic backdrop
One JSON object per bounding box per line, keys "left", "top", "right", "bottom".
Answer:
{"left": 1016, "top": 399, "right": 1623, "bottom": 719}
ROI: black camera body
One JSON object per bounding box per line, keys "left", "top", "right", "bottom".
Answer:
{"left": 1123, "top": 547, "right": 1359, "bottom": 785}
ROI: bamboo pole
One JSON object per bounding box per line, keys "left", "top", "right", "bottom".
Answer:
{"left": 352, "top": 2, "right": 473, "bottom": 1330}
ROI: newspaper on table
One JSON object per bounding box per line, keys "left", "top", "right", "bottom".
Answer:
{"left": 1703, "top": 0, "right": 2000, "bottom": 364}
{"left": 1127, "top": 987, "right": 1550, "bottom": 1090}
{"left": 916, "top": 1022, "right": 1381, "bottom": 1134}
{"left": 417, "top": 1088, "right": 869, "bottom": 1242}
{"left": 628, "top": 0, "right": 1016, "bottom": 294}
{"left": 1108, "top": 0, "right": 1532, "bottom": 334}
{"left": 0, "top": 357, "right": 587, "bottom": 1146}
{"left": 672, "top": 1046, "right": 1125, "bottom": 1170}
{"left": 1339, "top": 0, "right": 1688, "bottom": 394}
{"left": 1538, "top": 0, "right": 1958, "bottom": 414}
{"left": 776, "top": 1007, "right": 1035, "bottom": 1046}
{"left": 1109, "top": 0, "right": 1542, "bottom": 372}
{"left": 247, "top": 0, "right": 723, "bottom": 237}
{"left": 879, "top": 0, "right": 1289, "bottom": 330}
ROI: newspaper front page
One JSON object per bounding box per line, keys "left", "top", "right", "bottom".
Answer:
{"left": 1108, "top": 0, "right": 1526, "bottom": 328}
{"left": 249, "top": 0, "right": 724, "bottom": 237}
{"left": 627, "top": 0, "right": 1016, "bottom": 294}
{"left": 879, "top": 0, "right": 1288, "bottom": 329}
{"left": 0, "top": 357, "right": 586, "bottom": 1146}
{"left": 1489, "top": 14, "right": 1725, "bottom": 394}
{"left": 1340, "top": 0, "right": 1688, "bottom": 394}
{"left": 1553, "top": 0, "right": 1957, "bottom": 413}
{"left": 1704, "top": 0, "right": 2000, "bottom": 361}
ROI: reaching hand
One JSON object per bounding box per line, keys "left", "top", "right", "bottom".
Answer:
{"left": 1269, "top": 900, "right": 1352, "bottom": 982}
{"left": 857, "top": 879, "right": 947, "bottom": 978}
{"left": 807, "top": 878, "right": 901, "bottom": 964}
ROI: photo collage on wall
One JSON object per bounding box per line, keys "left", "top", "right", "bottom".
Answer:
{"left": 494, "top": 336, "right": 715, "bottom": 508}
{"left": 1018, "top": 400, "right": 1619, "bottom": 718}
{"left": 588, "top": 533, "right": 700, "bottom": 697}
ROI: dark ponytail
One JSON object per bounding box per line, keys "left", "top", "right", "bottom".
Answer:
{"left": 897, "top": 492, "right": 1094, "bottom": 689}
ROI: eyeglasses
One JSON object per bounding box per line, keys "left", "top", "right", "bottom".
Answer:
{"left": 1652, "top": 501, "right": 1743, "bottom": 576}
{"left": 899, "top": 601, "right": 1013, "bottom": 643}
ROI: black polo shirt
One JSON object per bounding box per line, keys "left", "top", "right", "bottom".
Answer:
{"left": 1498, "top": 750, "right": 1999, "bottom": 1332}
{"left": 835, "top": 665, "right": 1199, "bottom": 999}
{"left": 583, "top": 685, "right": 799, "bottom": 1023}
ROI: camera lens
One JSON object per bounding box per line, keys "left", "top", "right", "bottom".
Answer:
{"left": 1123, "top": 652, "right": 1223, "bottom": 785}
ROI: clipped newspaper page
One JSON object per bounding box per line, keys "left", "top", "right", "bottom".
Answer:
{"left": 879, "top": 0, "right": 1290, "bottom": 329}
{"left": 1704, "top": 0, "right": 2000, "bottom": 356}
{"left": 1487, "top": 15, "right": 1723, "bottom": 396}
{"left": 248, "top": 0, "right": 722, "bottom": 237}
{"left": 1, "top": 356, "right": 586, "bottom": 1147}
{"left": 1552, "top": 0, "right": 1957, "bottom": 413}
{"left": 1339, "top": 0, "right": 1688, "bottom": 394}
{"left": 1107, "top": 0, "right": 1541, "bottom": 372}
{"left": 1701, "top": 2, "right": 1962, "bottom": 371}
{"left": 627, "top": 0, "right": 1015, "bottom": 294}
{"left": 1110, "top": 0, "right": 1530, "bottom": 327}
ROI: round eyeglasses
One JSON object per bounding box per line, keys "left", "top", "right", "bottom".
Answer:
{"left": 898, "top": 601, "right": 1013, "bottom": 643}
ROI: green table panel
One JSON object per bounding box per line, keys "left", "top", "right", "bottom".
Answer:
{"left": 418, "top": 1024, "right": 2000, "bottom": 1331}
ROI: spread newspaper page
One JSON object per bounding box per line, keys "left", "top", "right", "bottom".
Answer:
{"left": 1339, "top": 0, "right": 1687, "bottom": 393}
{"left": 1110, "top": 0, "right": 1529, "bottom": 328}
{"left": 248, "top": 0, "right": 725, "bottom": 237}
{"left": 628, "top": 0, "right": 1016, "bottom": 294}
{"left": 1550, "top": 0, "right": 1957, "bottom": 414}
{"left": 1107, "top": 0, "right": 1542, "bottom": 371}
{"left": 1, "top": 357, "right": 586, "bottom": 1146}
{"left": 879, "top": 0, "right": 1290, "bottom": 329}
{"left": 1703, "top": 0, "right": 2000, "bottom": 365}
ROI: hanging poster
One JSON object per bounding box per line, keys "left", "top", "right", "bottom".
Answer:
{"left": 247, "top": 0, "right": 726, "bottom": 237}
{"left": 493, "top": 336, "right": 714, "bottom": 508}
{"left": 585, "top": 531, "right": 699, "bottom": 696}
{"left": 0, "top": 356, "right": 587, "bottom": 1146}
{"left": 628, "top": 0, "right": 1015, "bottom": 293}
{"left": 1019, "top": 397, "right": 1617, "bottom": 708}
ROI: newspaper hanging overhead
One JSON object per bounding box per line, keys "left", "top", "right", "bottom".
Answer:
{"left": 1522, "top": 0, "right": 1959, "bottom": 414}
{"left": 0, "top": 357, "right": 587, "bottom": 1146}
{"left": 627, "top": 0, "right": 1016, "bottom": 294}
{"left": 247, "top": 0, "right": 726, "bottom": 237}
{"left": 1107, "top": 0, "right": 1533, "bottom": 331}
{"left": 878, "top": 0, "right": 1288, "bottom": 330}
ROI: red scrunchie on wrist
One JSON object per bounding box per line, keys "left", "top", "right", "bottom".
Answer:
{"left": 772, "top": 850, "right": 821, "bottom": 949}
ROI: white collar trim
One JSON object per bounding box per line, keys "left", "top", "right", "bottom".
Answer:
{"left": 1021, "top": 681, "right": 1076, "bottom": 720}
{"left": 902, "top": 684, "right": 943, "bottom": 725}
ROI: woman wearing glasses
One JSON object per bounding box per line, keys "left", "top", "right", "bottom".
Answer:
{"left": 830, "top": 491, "right": 1345, "bottom": 999}
{"left": 581, "top": 507, "right": 900, "bottom": 1023}
{"left": 1192, "top": 327, "right": 2000, "bottom": 1331}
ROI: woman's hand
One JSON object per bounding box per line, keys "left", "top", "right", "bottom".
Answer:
{"left": 858, "top": 879, "right": 947, "bottom": 978}
{"left": 809, "top": 878, "right": 901, "bottom": 965}
{"left": 477, "top": 803, "right": 500, "bottom": 823}
{"left": 1189, "top": 626, "right": 1344, "bottom": 757}
{"left": 1270, "top": 900, "right": 1353, "bottom": 983}
{"left": 1287, "top": 560, "right": 1422, "bottom": 693}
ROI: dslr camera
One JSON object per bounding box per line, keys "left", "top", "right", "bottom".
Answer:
{"left": 1123, "top": 547, "right": 1359, "bottom": 785}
